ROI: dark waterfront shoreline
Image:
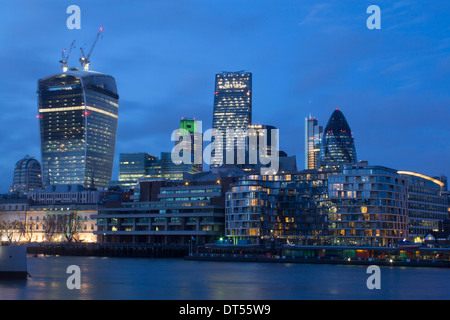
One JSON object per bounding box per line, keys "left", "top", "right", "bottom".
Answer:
{"left": 22, "top": 243, "right": 450, "bottom": 268}
{"left": 184, "top": 253, "right": 450, "bottom": 268}
{"left": 26, "top": 243, "right": 189, "bottom": 258}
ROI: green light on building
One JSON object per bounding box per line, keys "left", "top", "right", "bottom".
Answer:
{"left": 180, "top": 118, "right": 198, "bottom": 133}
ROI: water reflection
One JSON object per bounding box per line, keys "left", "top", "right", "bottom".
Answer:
{"left": 0, "top": 255, "right": 448, "bottom": 300}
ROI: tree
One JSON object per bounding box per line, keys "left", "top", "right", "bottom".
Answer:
{"left": 43, "top": 214, "right": 57, "bottom": 242}
{"left": 24, "top": 221, "right": 36, "bottom": 243}
{"left": 0, "top": 221, "right": 4, "bottom": 243}
{"left": 1, "top": 221, "right": 19, "bottom": 243}
{"left": 58, "top": 213, "right": 84, "bottom": 242}
{"left": 16, "top": 221, "right": 26, "bottom": 243}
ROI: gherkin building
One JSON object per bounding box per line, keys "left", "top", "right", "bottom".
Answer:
{"left": 319, "top": 109, "right": 357, "bottom": 169}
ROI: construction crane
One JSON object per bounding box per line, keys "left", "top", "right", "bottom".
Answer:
{"left": 59, "top": 40, "right": 76, "bottom": 72}
{"left": 79, "top": 27, "right": 104, "bottom": 71}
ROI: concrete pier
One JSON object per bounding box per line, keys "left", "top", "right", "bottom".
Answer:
{"left": 0, "top": 245, "right": 28, "bottom": 279}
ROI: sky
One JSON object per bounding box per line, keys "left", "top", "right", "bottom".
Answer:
{"left": 0, "top": 0, "right": 448, "bottom": 192}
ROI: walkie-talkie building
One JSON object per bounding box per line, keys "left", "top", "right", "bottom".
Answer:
{"left": 37, "top": 69, "right": 119, "bottom": 188}
{"left": 211, "top": 71, "right": 252, "bottom": 167}
{"left": 319, "top": 109, "right": 357, "bottom": 169}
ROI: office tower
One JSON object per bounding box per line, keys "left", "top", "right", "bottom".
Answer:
{"left": 175, "top": 117, "right": 203, "bottom": 171}
{"left": 305, "top": 117, "right": 323, "bottom": 170}
{"left": 241, "top": 124, "right": 277, "bottom": 171}
{"left": 211, "top": 71, "right": 252, "bottom": 167}
{"left": 10, "top": 155, "right": 43, "bottom": 193}
{"left": 161, "top": 151, "right": 201, "bottom": 181}
{"left": 247, "top": 124, "right": 276, "bottom": 156}
{"left": 37, "top": 69, "right": 119, "bottom": 188}
{"left": 118, "top": 153, "right": 159, "bottom": 187}
{"left": 319, "top": 109, "right": 357, "bottom": 169}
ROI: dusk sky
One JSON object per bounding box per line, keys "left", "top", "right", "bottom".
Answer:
{"left": 0, "top": 0, "right": 449, "bottom": 191}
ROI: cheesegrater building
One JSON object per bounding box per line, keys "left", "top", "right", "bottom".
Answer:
{"left": 37, "top": 68, "right": 119, "bottom": 188}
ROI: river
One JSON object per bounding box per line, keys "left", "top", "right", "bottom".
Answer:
{"left": 0, "top": 255, "right": 449, "bottom": 300}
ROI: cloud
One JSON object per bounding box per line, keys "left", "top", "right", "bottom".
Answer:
{"left": 298, "top": 3, "right": 332, "bottom": 26}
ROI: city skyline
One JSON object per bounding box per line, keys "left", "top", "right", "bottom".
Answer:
{"left": 0, "top": 1, "right": 449, "bottom": 191}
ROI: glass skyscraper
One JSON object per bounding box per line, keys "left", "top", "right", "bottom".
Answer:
{"left": 240, "top": 124, "right": 277, "bottom": 171}
{"left": 211, "top": 71, "right": 252, "bottom": 167}
{"left": 319, "top": 109, "right": 357, "bottom": 169}
{"left": 38, "top": 69, "right": 119, "bottom": 188}
{"left": 118, "top": 153, "right": 159, "bottom": 187}
{"left": 305, "top": 116, "right": 323, "bottom": 170}
{"left": 10, "top": 155, "right": 43, "bottom": 193}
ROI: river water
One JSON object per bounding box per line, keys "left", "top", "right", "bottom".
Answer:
{"left": 0, "top": 255, "right": 449, "bottom": 300}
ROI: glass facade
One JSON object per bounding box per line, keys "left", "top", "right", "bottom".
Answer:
{"left": 240, "top": 124, "right": 277, "bottom": 170}
{"left": 160, "top": 152, "right": 201, "bottom": 181}
{"left": 10, "top": 156, "right": 43, "bottom": 193}
{"left": 38, "top": 70, "right": 119, "bottom": 188}
{"left": 328, "top": 165, "right": 408, "bottom": 246}
{"left": 118, "top": 150, "right": 202, "bottom": 186}
{"left": 398, "top": 171, "right": 448, "bottom": 241}
{"left": 225, "top": 171, "right": 332, "bottom": 245}
{"left": 94, "top": 180, "right": 227, "bottom": 245}
{"left": 226, "top": 177, "right": 265, "bottom": 242}
{"left": 118, "top": 153, "right": 159, "bottom": 187}
{"left": 319, "top": 109, "right": 357, "bottom": 169}
{"left": 211, "top": 71, "right": 252, "bottom": 167}
{"left": 304, "top": 117, "right": 323, "bottom": 170}
{"left": 225, "top": 165, "right": 449, "bottom": 247}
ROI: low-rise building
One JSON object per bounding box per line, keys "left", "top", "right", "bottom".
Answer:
{"left": 225, "top": 162, "right": 449, "bottom": 247}
{"left": 398, "top": 171, "right": 448, "bottom": 242}
{"left": 327, "top": 164, "right": 408, "bottom": 246}
{"left": 94, "top": 169, "right": 241, "bottom": 245}
{"left": 226, "top": 170, "right": 334, "bottom": 245}
{"left": 0, "top": 185, "right": 100, "bottom": 243}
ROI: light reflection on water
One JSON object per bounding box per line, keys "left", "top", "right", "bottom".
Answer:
{"left": 0, "top": 255, "right": 448, "bottom": 300}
